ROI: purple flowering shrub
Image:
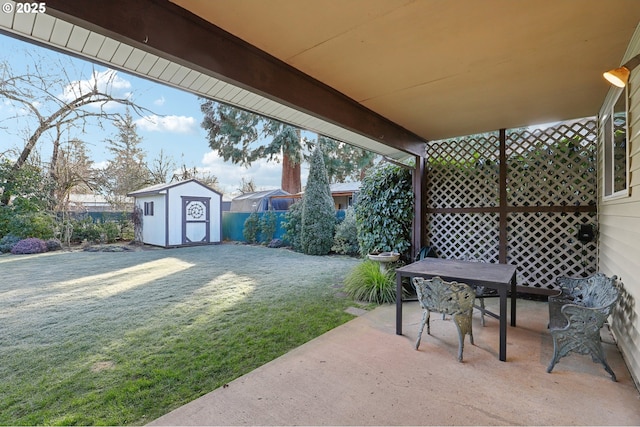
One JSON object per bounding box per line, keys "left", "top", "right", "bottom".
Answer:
{"left": 11, "top": 238, "right": 48, "bottom": 255}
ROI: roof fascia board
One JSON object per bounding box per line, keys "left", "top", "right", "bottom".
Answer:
{"left": 43, "top": 0, "right": 426, "bottom": 157}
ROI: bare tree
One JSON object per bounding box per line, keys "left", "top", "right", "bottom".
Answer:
{"left": 51, "top": 137, "right": 95, "bottom": 211}
{"left": 238, "top": 177, "right": 256, "bottom": 194}
{"left": 0, "top": 54, "right": 151, "bottom": 206}
{"left": 170, "top": 162, "right": 221, "bottom": 191}
{"left": 148, "top": 149, "right": 176, "bottom": 185}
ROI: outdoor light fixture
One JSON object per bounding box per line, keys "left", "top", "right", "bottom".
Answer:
{"left": 603, "top": 54, "right": 640, "bottom": 87}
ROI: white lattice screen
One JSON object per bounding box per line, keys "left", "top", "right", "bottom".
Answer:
{"left": 425, "top": 119, "right": 597, "bottom": 291}
{"left": 506, "top": 212, "right": 597, "bottom": 289}
{"left": 427, "top": 133, "right": 500, "bottom": 209}
{"left": 506, "top": 121, "right": 597, "bottom": 207}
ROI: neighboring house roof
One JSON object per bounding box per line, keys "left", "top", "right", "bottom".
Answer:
{"left": 330, "top": 182, "right": 361, "bottom": 194}
{"left": 127, "top": 179, "right": 222, "bottom": 198}
{"left": 68, "top": 193, "right": 111, "bottom": 206}
{"left": 287, "top": 182, "right": 361, "bottom": 198}
{"left": 66, "top": 193, "right": 129, "bottom": 212}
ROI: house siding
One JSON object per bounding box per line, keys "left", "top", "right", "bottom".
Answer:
{"left": 599, "top": 24, "right": 640, "bottom": 388}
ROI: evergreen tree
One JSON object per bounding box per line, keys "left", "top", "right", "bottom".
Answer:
{"left": 201, "top": 101, "right": 306, "bottom": 194}
{"left": 300, "top": 146, "right": 335, "bottom": 255}
{"left": 97, "top": 109, "right": 151, "bottom": 208}
{"left": 200, "top": 101, "right": 376, "bottom": 193}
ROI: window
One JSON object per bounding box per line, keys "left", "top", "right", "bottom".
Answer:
{"left": 603, "top": 87, "right": 629, "bottom": 199}
{"left": 144, "top": 201, "right": 154, "bottom": 216}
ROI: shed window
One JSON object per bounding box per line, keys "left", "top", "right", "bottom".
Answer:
{"left": 603, "top": 87, "right": 629, "bottom": 199}
{"left": 144, "top": 201, "right": 154, "bottom": 216}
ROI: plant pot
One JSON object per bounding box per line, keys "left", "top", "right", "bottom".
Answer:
{"left": 367, "top": 252, "right": 400, "bottom": 263}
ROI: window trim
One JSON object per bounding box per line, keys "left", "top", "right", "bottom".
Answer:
{"left": 603, "top": 86, "right": 630, "bottom": 201}
{"left": 144, "top": 201, "right": 155, "bottom": 216}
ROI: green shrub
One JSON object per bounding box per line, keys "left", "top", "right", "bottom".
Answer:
{"left": 356, "top": 162, "right": 414, "bottom": 259}
{"left": 6, "top": 210, "right": 57, "bottom": 240}
{"left": 118, "top": 213, "right": 135, "bottom": 241}
{"left": 343, "top": 260, "right": 396, "bottom": 303}
{"left": 45, "top": 239, "right": 62, "bottom": 252}
{"left": 70, "top": 217, "right": 101, "bottom": 243}
{"left": 332, "top": 207, "right": 359, "bottom": 256}
{"left": 243, "top": 211, "right": 260, "bottom": 244}
{"left": 260, "top": 210, "right": 277, "bottom": 243}
{"left": 45, "top": 238, "right": 63, "bottom": 252}
{"left": 0, "top": 234, "right": 21, "bottom": 253}
{"left": 283, "top": 200, "right": 303, "bottom": 251}
{"left": 301, "top": 146, "right": 335, "bottom": 255}
{"left": 101, "top": 221, "right": 120, "bottom": 243}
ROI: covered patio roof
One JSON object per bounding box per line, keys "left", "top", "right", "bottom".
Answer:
{"left": 2, "top": 0, "right": 639, "bottom": 161}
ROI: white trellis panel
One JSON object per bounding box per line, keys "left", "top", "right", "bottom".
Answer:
{"left": 426, "top": 119, "right": 598, "bottom": 291}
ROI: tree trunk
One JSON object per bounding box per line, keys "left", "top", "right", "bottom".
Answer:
{"left": 281, "top": 151, "right": 301, "bottom": 194}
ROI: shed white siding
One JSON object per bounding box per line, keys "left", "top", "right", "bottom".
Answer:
{"left": 166, "top": 180, "right": 222, "bottom": 246}
{"left": 128, "top": 179, "right": 222, "bottom": 248}
{"left": 599, "top": 23, "right": 640, "bottom": 387}
{"left": 137, "top": 194, "right": 166, "bottom": 247}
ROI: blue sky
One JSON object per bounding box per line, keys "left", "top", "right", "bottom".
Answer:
{"left": 0, "top": 33, "right": 307, "bottom": 196}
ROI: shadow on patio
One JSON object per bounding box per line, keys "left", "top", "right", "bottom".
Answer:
{"left": 149, "top": 298, "right": 640, "bottom": 426}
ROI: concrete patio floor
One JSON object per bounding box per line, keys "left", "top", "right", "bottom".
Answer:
{"left": 149, "top": 298, "right": 640, "bottom": 426}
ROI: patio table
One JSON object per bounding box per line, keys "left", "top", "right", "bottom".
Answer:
{"left": 395, "top": 258, "right": 518, "bottom": 361}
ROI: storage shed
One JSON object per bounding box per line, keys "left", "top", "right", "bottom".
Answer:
{"left": 127, "top": 179, "right": 222, "bottom": 247}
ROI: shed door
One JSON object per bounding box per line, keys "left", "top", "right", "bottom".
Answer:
{"left": 182, "top": 197, "right": 210, "bottom": 244}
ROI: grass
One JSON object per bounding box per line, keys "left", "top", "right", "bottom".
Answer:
{"left": 0, "top": 243, "right": 361, "bottom": 425}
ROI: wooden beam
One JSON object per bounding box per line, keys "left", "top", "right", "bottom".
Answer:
{"left": 43, "top": 0, "right": 426, "bottom": 157}
{"left": 499, "top": 129, "right": 508, "bottom": 264}
{"left": 412, "top": 155, "right": 425, "bottom": 259}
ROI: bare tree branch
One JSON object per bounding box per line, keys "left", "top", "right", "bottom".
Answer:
{"left": 0, "top": 57, "right": 154, "bottom": 206}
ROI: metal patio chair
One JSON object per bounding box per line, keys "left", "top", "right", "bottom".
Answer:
{"left": 460, "top": 254, "right": 500, "bottom": 326}
{"left": 547, "top": 273, "right": 620, "bottom": 381}
{"left": 412, "top": 276, "right": 475, "bottom": 362}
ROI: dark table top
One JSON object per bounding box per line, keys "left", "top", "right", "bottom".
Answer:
{"left": 396, "top": 258, "right": 517, "bottom": 288}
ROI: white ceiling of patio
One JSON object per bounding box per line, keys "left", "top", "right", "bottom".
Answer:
{"left": 1, "top": 1, "right": 640, "bottom": 160}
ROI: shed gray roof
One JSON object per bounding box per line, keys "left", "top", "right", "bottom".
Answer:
{"left": 127, "top": 179, "right": 222, "bottom": 197}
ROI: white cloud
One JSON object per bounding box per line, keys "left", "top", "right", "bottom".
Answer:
{"left": 201, "top": 150, "right": 290, "bottom": 195}
{"left": 135, "top": 115, "right": 197, "bottom": 133}
{"left": 153, "top": 96, "right": 166, "bottom": 106}
{"left": 92, "top": 160, "right": 109, "bottom": 170}
{"left": 59, "top": 69, "right": 132, "bottom": 104}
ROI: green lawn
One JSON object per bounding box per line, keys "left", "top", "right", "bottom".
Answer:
{"left": 0, "top": 243, "right": 361, "bottom": 425}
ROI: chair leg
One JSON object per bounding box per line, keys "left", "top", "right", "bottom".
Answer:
{"left": 455, "top": 330, "right": 464, "bottom": 362}
{"left": 415, "top": 310, "right": 429, "bottom": 350}
{"left": 479, "top": 297, "right": 486, "bottom": 327}
{"left": 547, "top": 331, "right": 617, "bottom": 381}
{"left": 587, "top": 338, "right": 617, "bottom": 381}
{"left": 546, "top": 335, "right": 561, "bottom": 373}
{"left": 453, "top": 312, "right": 474, "bottom": 362}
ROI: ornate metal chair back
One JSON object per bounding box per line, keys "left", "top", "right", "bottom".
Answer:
{"left": 412, "top": 276, "right": 475, "bottom": 362}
